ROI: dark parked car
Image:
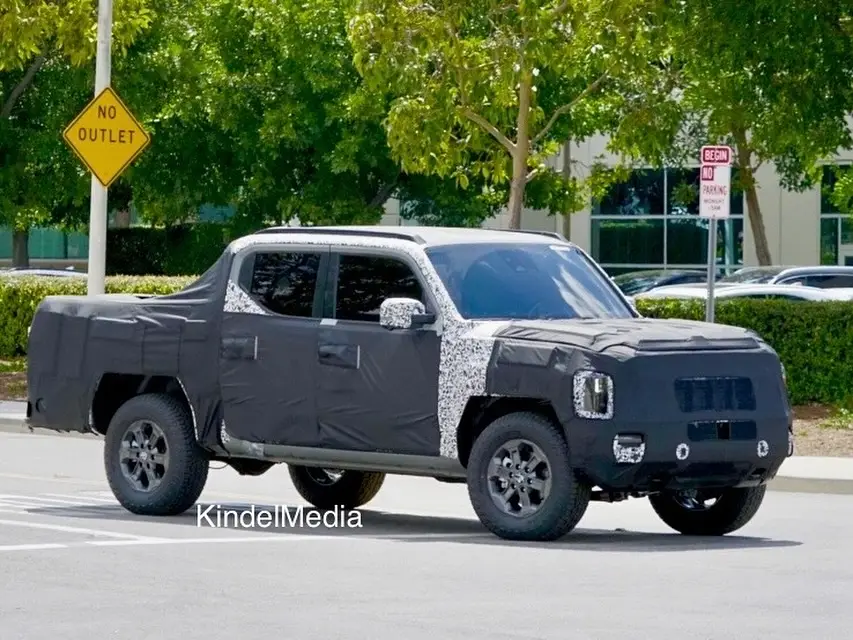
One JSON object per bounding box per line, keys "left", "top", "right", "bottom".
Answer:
{"left": 612, "top": 269, "right": 707, "bottom": 296}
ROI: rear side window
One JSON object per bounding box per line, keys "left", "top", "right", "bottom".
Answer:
{"left": 244, "top": 251, "right": 322, "bottom": 317}
{"left": 805, "top": 274, "right": 853, "bottom": 288}
{"left": 333, "top": 254, "right": 425, "bottom": 322}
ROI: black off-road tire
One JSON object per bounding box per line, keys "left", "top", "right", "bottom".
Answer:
{"left": 466, "top": 411, "right": 591, "bottom": 541}
{"left": 648, "top": 485, "right": 767, "bottom": 536}
{"left": 288, "top": 465, "right": 385, "bottom": 510}
{"left": 104, "top": 393, "right": 209, "bottom": 516}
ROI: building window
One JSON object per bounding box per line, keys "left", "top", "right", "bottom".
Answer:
{"left": 819, "top": 164, "right": 853, "bottom": 265}
{"left": 591, "top": 167, "right": 744, "bottom": 275}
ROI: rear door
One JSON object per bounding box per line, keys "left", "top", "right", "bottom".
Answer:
{"left": 218, "top": 243, "right": 329, "bottom": 446}
{"left": 314, "top": 247, "right": 442, "bottom": 456}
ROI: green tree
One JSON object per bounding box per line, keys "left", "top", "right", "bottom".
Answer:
{"left": 115, "top": 0, "right": 507, "bottom": 231}
{"left": 613, "top": 1, "right": 853, "bottom": 265}
{"left": 0, "top": 0, "right": 152, "bottom": 265}
{"left": 347, "top": 0, "right": 667, "bottom": 229}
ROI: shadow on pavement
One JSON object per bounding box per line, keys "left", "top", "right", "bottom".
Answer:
{"left": 25, "top": 501, "right": 802, "bottom": 552}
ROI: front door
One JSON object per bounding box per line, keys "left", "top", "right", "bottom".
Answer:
{"left": 315, "top": 248, "right": 442, "bottom": 457}
{"left": 218, "top": 245, "right": 328, "bottom": 447}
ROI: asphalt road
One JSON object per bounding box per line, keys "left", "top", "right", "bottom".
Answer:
{"left": 0, "top": 431, "right": 851, "bottom": 640}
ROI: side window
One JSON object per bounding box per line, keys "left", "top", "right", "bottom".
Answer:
{"left": 777, "top": 276, "right": 807, "bottom": 286}
{"left": 334, "top": 254, "right": 425, "bottom": 322}
{"left": 246, "top": 251, "right": 321, "bottom": 317}
{"left": 806, "top": 274, "right": 853, "bottom": 288}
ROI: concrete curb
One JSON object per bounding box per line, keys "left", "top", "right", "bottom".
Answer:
{"left": 2, "top": 416, "right": 853, "bottom": 494}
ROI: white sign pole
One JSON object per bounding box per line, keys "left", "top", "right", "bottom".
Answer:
{"left": 87, "top": 0, "right": 113, "bottom": 296}
{"left": 699, "top": 146, "right": 732, "bottom": 323}
{"left": 705, "top": 217, "right": 718, "bottom": 322}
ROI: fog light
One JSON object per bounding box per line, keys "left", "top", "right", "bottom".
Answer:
{"left": 573, "top": 370, "right": 614, "bottom": 419}
{"left": 613, "top": 434, "right": 645, "bottom": 464}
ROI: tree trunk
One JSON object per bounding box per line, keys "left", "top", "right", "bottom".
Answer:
{"left": 12, "top": 230, "right": 29, "bottom": 268}
{"left": 507, "top": 73, "right": 533, "bottom": 229}
{"left": 732, "top": 129, "right": 772, "bottom": 265}
{"left": 1, "top": 55, "right": 47, "bottom": 120}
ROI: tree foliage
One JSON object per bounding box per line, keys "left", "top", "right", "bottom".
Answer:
{"left": 0, "top": 0, "right": 152, "bottom": 264}
{"left": 347, "top": 0, "right": 669, "bottom": 228}
{"left": 113, "top": 0, "right": 496, "bottom": 230}
{"left": 611, "top": 1, "right": 853, "bottom": 264}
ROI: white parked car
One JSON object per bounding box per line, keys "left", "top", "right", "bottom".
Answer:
{"left": 633, "top": 283, "right": 853, "bottom": 302}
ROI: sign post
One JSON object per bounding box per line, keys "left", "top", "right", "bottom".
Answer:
{"left": 699, "top": 145, "right": 732, "bottom": 322}
{"left": 61, "top": 0, "right": 151, "bottom": 296}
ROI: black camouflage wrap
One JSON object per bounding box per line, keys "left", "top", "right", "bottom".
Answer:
{"left": 26, "top": 228, "right": 792, "bottom": 492}
{"left": 484, "top": 319, "right": 792, "bottom": 490}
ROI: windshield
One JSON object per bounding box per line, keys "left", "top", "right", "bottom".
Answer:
{"left": 719, "top": 267, "right": 783, "bottom": 283}
{"left": 424, "top": 242, "right": 635, "bottom": 320}
{"left": 612, "top": 271, "right": 669, "bottom": 295}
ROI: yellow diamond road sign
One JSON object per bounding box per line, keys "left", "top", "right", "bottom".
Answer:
{"left": 62, "top": 86, "right": 150, "bottom": 188}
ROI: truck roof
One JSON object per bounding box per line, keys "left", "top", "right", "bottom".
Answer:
{"left": 251, "top": 225, "right": 570, "bottom": 248}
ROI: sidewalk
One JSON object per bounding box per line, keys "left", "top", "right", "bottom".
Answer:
{"left": 3, "top": 401, "right": 853, "bottom": 494}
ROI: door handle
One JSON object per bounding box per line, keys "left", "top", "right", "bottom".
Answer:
{"left": 317, "top": 344, "right": 359, "bottom": 369}
{"left": 318, "top": 345, "right": 338, "bottom": 358}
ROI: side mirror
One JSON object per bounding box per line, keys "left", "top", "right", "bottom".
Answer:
{"left": 379, "top": 297, "right": 435, "bottom": 330}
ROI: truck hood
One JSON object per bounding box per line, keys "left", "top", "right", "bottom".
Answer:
{"left": 492, "top": 318, "right": 763, "bottom": 354}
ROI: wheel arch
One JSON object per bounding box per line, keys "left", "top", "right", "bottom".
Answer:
{"left": 455, "top": 395, "right": 562, "bottom": 467}
{"left": 90, "top": 373, "right": 197, "bottom": 437}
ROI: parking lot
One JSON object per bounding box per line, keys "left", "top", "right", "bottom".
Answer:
{"left": 0, "top": 429, "right": 852, "bottom": 640}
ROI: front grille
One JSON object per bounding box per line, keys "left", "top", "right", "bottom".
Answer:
{"left": 688, "top": 419, "right": 757, "bottom": 442}
{"left": 674, "top": 376, "right": 755, "bottom": 413}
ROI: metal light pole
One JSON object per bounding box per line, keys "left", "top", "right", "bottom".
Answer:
{"left": 87, "top": 0, "right": 113, "bottom": 295}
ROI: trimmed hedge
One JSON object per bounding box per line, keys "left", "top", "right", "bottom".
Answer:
{"left": 636, "top": 298, "right": 853, "bottom": 407}
{"left": 2, "top": 275, "right": 851, "bottom": 406}
{"left": 0, "top": 275, "right": 194, "bottom": 358}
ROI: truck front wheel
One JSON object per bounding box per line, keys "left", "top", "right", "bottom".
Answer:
{"left": 104, "top": 393, "right": 209, "bottom": 516}
{"left": 288, "top": 465, "right": 385, "bottom": 510}
{"left": 466, "top": 411, "right": 591, "bottom": 541}
{"left": 648, "top": 485, "right": 767, "bottom": 536}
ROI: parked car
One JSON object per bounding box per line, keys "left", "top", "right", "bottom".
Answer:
{"left": 634, "top": 283, "right": 853, "bottom": 302}
{"left": 611, "top": 269, "right": 707, "bottom": 295}
{"left": 26, "top": 226, "right": 792, "bottom": 541}
{"left": 720, "top": 265, "right": 853, "bottom": 288}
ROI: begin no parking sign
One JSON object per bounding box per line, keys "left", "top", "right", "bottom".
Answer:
{"left": 699, "top": 145, "right": 732, "bottom": 219}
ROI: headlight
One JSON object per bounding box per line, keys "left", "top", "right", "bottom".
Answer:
{"left": 573, "top": 370, "right": 614, "bottom": 419}
{"left": 780, "top": 362, "right": 787, "bottom": 386}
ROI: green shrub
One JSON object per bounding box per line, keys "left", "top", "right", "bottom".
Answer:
{"left": 0, "top": 275, "right": 193, "bottom": 358}
{"left": 636, "top": 298, "right": 853, "bottom": 407}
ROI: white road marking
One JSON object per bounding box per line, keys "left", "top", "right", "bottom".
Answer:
{"left": 0, "top": 543, "right": 68, "bottom": 552}
{"left": 0, "top": 472, "right": 103, "bottom": 486}
{"left": 6, "top": 494, "right": 96, "bottom": 506}
{"left": 0, "top": 530, "right": 488, "bottom": 553}
{"left": 0, "top": 518, "right": 164, "bottom": 540}
{"left": 45, "top": 493, "right": 115, "bottom": 503}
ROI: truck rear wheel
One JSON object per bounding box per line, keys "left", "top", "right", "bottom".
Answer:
{"left": 648, "top": 485, "right": 767, "bottom": 536}
{"left": 104, "top": 393, "right": 209, "bottom": 516}
{"left": 288, "top": 465, "right": 385, "bottom": 510}
{"left": 466, "top": 411, "right": 591, "bottom": 541}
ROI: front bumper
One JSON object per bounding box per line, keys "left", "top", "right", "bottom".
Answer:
{"left": 569, "top": 417, "right": 792, "bottom": 492}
